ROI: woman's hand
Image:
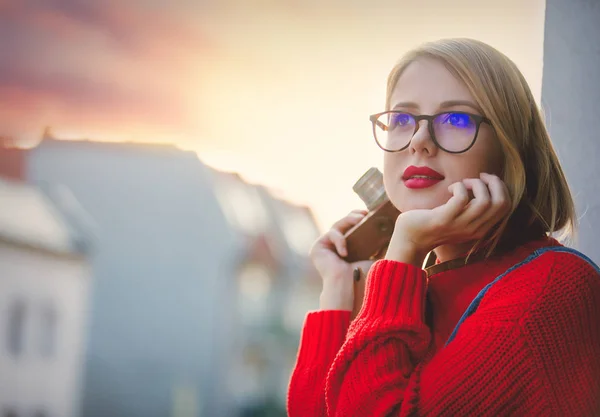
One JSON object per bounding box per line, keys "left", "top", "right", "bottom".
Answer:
{"left": 310, "top": 210, "right": 376, "bottom": 311}
{"left": 386, "top": 173, "right": 511, "bottom": 266}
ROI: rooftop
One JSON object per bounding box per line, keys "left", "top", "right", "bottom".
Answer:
{"left": 0, "top": 178, "right": 90, "bottom": 256}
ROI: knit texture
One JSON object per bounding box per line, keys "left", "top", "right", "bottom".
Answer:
{"left": 287, "top": 238, "right": 600, "bottom": 416}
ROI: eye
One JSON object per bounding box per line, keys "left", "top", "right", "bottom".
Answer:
{"left": 442, "top": 112, "right": 473, "bottom": 128}
{"left": 390, "top": 113, "right": 412, "bottom": 127}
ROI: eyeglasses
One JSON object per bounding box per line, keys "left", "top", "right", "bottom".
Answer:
{"left": 369, "top": 111, "right": 492, "bottom": 154}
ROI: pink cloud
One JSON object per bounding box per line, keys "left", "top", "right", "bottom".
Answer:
{"left": 0, "top": 0, "right": 216, "bottom": 141}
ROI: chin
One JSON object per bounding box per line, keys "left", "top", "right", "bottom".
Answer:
{"left": 391, "top": 191, "right": 449, "bottom": 212}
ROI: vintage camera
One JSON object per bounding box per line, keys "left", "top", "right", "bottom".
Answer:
{"left": 343, "top": 167, "right": 400, "bottom": 319}
{"left": 343, "top": 167, "right": 401, "bottom": 263}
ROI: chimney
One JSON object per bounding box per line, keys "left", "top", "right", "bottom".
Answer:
{"left": 0, "top": 137, "right": 28, "bottom": 181}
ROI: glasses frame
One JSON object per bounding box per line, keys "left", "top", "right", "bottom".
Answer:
{"left": 369, "top": 111, "right": 492, "bottom": 154}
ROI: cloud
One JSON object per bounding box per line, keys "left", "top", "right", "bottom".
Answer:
{"left": 0, "top": 0, "right": 215, "bottom": 141}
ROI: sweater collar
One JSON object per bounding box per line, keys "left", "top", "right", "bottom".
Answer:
{"left": 425, "top": 236, "right": 560, "bottom": 278}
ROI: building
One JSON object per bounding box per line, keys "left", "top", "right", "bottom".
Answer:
{"left": 0, "top": 136, "right": 321, "bottom": 417}
{"left": 209, "top": 171, "right": 322, "bottom": 416}
{"left": 25, "top": 138, "right": 244, "bottom": 417}
{"left": 253, "top": 186, "right": 323, "bottom": 406}
{"left": 0, "top": 177, "right": 92, "bottom": 417}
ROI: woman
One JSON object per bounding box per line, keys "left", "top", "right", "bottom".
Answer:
{"left": 287, "top": 38, "right": 600, "bottom": 416}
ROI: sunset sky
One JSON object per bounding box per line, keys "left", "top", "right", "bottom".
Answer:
{"left": 1, "top": 0, "right": 546, "bottom": 230}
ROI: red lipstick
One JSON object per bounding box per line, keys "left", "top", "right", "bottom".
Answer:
{"left": 402, "top": 166, "right": 444, "bottom": 189}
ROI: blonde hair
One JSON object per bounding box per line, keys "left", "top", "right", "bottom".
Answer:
{"left": 386, "top": 38, "right": 576, "bottom": 256}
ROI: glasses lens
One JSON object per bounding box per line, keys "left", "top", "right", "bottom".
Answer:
{"left": 433, "top": 112, "right": 477, "bottom": 152}
{"left": 374, "top": 112, "right": 415, "bottom": 151}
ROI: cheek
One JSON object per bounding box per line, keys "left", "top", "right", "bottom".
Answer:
{"left": 383, "top": 154, "right": 403, "bottom": 201}
{"left": 383, "top": 153, "right": 440, "bottom": 212}
{"left": 446, "top": 137, "right": 503, "bottom": 180}
{"left": 382, "top": 153, "right": 395, "bottom": 182}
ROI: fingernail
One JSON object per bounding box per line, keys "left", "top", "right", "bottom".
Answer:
{"left": 353, "top": 267, "right": 362, "bottom": 282}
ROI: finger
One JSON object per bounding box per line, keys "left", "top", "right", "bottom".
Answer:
{"left": 317, "top": 228, "right": 348, "bottom": 257}
{"left": 312, "top": 210, "right": 367, "bottom": 258}
{"left": 480, "top": 173, "right": 511, "bottom": 214}
{"left": 437, "top": 182, "right": 470, "bottom": 222}
{"left": 469, "top": 174, "right": 511, "bottom": 237}
{"left": 331, "top": 210, "right": 367, "bottom": 234}
{"left": 353, "top": 260, "right": 376, "bottom": 278}
{"left": 330, "top": 229, "right": 348, "bottom": 257}
{"left": 460, "top": 178, "right": 492, "bottom": 223}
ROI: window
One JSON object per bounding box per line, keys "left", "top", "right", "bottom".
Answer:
{"left": 7, "top": 299, "right": 26, "bottom": 356}
{"left": 214, "top": 175, "right": 270, "bottom": 236}
{"left": 279, "top": 208, "right": 320, "bottom": 256}
{"left": 171, "top": 385, "right": 198, "bottom": 417}
{"left": 237, "top": 263, "right": 273, "bottom": 326}
{"left": 228, "top": 344, "right": 268, "bottom": 405}
{"left": 282, "top": 281, "right": 319, "bottom": 333}
{"left": 39, "top": 303, "right": 57, "bottom": 357}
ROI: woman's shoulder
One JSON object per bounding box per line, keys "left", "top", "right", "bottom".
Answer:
{"left": 522, "top": 247, "right": 599, "bottom": 312}
{"left": 477, "top": 245, "right": 600, "bottom": 322}
{"left": 513, "top": 245, "right": 598, "bottom": 280}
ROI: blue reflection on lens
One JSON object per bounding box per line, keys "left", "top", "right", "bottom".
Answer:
{"left": 442, "top": 112, "right": 473, "bottom": 128}
{"left": 390, "top": 113, "right": 413, "bottom": 127}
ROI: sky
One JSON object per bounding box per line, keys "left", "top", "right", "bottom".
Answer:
{"left": 0, "top": 0, "right": 547, "bottom": 230}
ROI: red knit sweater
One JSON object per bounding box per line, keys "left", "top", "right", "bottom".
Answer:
{"left": 287, "top": 237, "right": 600, "bottom": 416}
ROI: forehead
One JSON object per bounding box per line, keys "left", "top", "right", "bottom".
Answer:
{"left": 390, "top": 58, "right": 475, "bottom": 109}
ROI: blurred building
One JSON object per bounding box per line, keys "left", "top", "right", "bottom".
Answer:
{"left": 0, "top": 177, "right": 92, "bottom": 417}
{"left": 210, "top": 171, "right": 321, "bottom": 416}
{"left": 252, "top": 186, "right": 322, "bottom": 407}
{"left": 0, "top": 137, "right": 321, "bottom": 417}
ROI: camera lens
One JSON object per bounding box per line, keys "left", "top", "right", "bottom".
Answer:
{"left": 352, "top": 167, "right": 388, "bottom": 211}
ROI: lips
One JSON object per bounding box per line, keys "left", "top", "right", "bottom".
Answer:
{"left": 402, "top": 165, "right": 444, "bottom": 189}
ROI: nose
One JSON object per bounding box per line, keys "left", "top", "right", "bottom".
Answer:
{"left": 408, "top": 120, "right": 437, "bottom": 156}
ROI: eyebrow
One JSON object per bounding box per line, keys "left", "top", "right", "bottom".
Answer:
{"left": 392, "top": 100, "right": 482, "bottom": 113}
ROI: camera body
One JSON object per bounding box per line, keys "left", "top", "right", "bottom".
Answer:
{"left": 343, "top": 167, "right": 401, "bottom": 263}
{"left": 343, "top": 167, "right": 401, "bottom": 319}
{"left": 343, "top": 168, "right": 439, "bottom": 318}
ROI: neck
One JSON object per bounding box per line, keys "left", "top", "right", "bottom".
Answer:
{"left": 434, "top": 241, "right": 476, "bottom": 263}
{"left": 432, "top": 226, "right": 546, "bottom": 265}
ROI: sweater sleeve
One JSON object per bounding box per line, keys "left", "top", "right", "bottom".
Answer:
{"left": 287, "top": 310, "right": 351, "bottom": 417}
{"left": 324, "top": 254, "right": 600, "bottom": 416}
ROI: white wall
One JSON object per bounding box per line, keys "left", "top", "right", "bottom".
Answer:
{"left": 0, "top": 242, "right": 90, "bottom": 417}
{"left": 542, "top": 0, "right": 600, "bottom": 263}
